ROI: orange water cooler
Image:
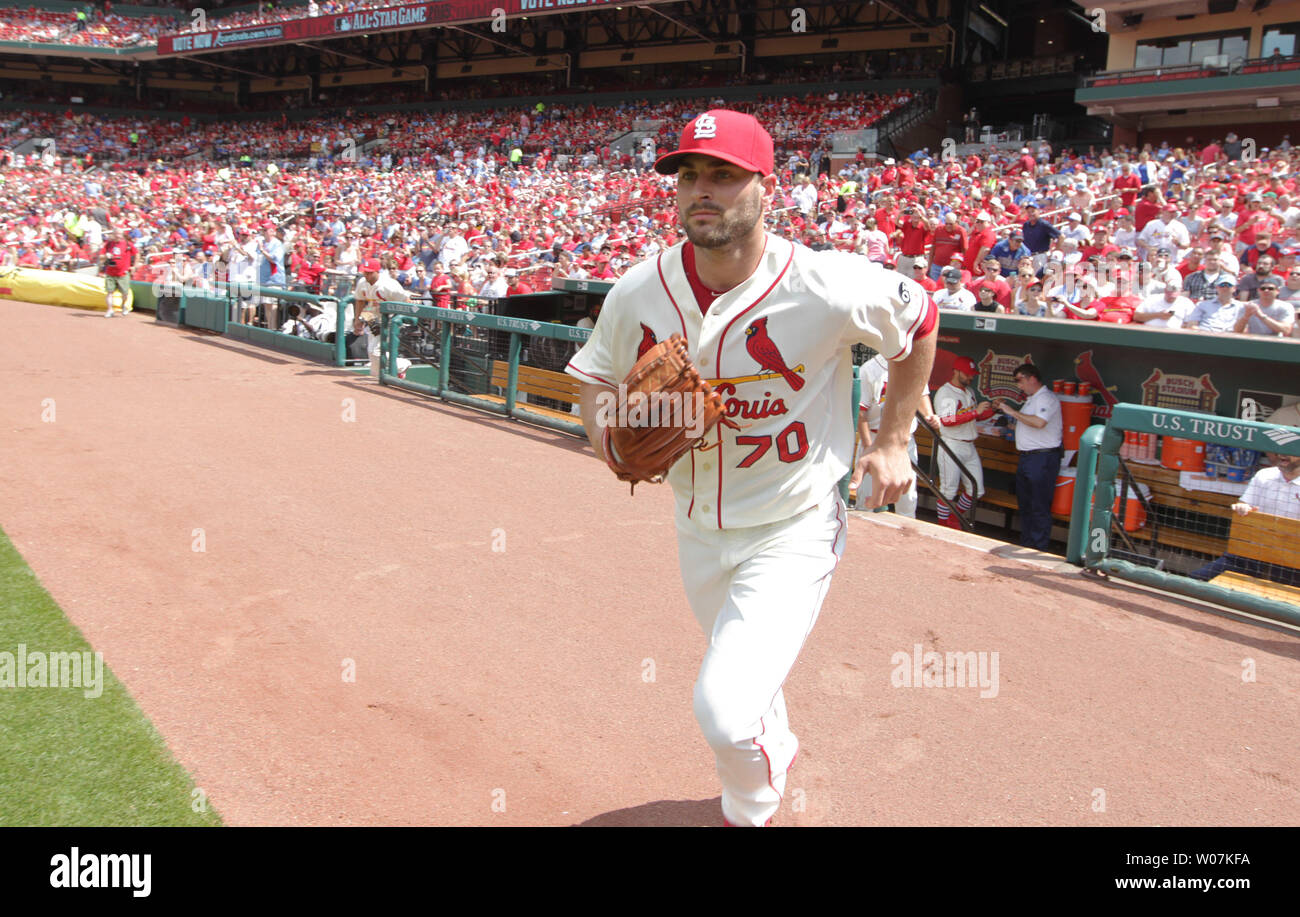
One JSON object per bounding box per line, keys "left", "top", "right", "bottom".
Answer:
{"left": 1052, "top": 468, "right": 1077, "bottom": 516}
{"left": 1058, "top": 394, "right": 1095, "bottom": 451}
{"left": 1160, "top": 437, "right": 1206, "bottom": 472}
{"left": 1051, "top": 469, "right": 1147, "bottom": 531}
{"left": 1110, "top": 483, "right": 1148, "bottom": 532}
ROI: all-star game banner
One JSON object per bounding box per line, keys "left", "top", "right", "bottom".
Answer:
{"left": 158, "top": 0, "right": 664, "bottom": 56}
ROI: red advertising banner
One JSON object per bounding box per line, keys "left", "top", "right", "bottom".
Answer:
{"left": 158, "top": 0, "right": 649, "bottom": 56}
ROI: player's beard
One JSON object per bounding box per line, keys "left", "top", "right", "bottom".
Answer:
{"left": 681, "top": 185, "right": 764, "bottom": 250}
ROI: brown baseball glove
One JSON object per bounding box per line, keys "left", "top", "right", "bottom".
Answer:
{"left": 602, "top": 334, "right": 737, "bottom": 493}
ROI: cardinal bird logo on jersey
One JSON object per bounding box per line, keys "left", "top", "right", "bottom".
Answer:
{"left": 744, "top": 318, "right": 804, "bottom": 391}
{"left": 636, "top": 323, "right": 658, "bottom": 360}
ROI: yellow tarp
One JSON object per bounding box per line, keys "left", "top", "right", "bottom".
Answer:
{"left": 0, "top": 267, "right": 120, "bottom": 311}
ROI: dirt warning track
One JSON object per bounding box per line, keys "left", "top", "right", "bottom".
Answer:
{"left": 2, "top": 300, "right": 1298, "bottom": 826}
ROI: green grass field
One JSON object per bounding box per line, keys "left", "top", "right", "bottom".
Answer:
{"left": 0, "top": 527, "right": 221, "bottom": 826}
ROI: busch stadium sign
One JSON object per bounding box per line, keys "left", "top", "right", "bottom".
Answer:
{"left": 159, "top": 0, "right": 652, "bottom": 56}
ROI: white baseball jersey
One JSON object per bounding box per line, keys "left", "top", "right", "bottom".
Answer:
{"left": 353, "top": 273, "right": 409, "bottom": 312}
{"left": 858, "top": 355, "right": 918, "bottom": 435}
{"left": 567, "top": 234, "right": 931, "bottom": 531}
{"left": 933, "top": 287, "right": 976, "bottom": 311}
{"left": 933, "top": 381, "right": 980, "bottom": 442}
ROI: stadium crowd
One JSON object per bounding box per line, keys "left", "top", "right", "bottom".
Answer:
{"left": 0, "top": 5, "right": 174, "bottom": 47}
{"left": 1, "top": 88, "right": 1297, "bottom": 339}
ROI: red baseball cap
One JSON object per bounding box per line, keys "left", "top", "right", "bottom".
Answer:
{"left": 654, "top": 110, "right": 774, "bottom": 177}
{"left": 953, "top": 356, "right": 979, "bottom": 376}
{"left": 361, "top": 258, "right": 381, "bottom": 272}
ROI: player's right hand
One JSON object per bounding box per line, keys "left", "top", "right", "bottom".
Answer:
{"left": 855, "top": 442, "right": 913, "bottom": 509}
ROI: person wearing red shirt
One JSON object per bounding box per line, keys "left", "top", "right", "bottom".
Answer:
{"left": 1176, "top": 248, "right": 1204, "bottom": 279}
{"left": 1090, "top": 289, "right": 1141, "bottom": 323}
{"left": 1235, "top": 197, "right": 1280, "bottom": 249}
{"left": 1113, "top": 163, "right": 1142, "bottom": 209}
{"left": 1241, "top": 233, "right": 1282, "bottom": 270}
{"left": 506, "top": 270, "right": 533, "bottom": 295}
{"left": 1133, "top": 188, "right": 1162, "bottom": 232}
{"left": 969, "top": 255, "right": 1012, "bottom": 309}
{"left": 906, "top": 258, "right": 940, "bottom": 292}
{"left": 430, "top": 262, "right": 453, "bottom": 308}
{"left": 1079, "top": 226, "right": 1119, "bottom": 261}
{"left": 1063, "top": 270, "right": 1140, "bottom": 323}
{"left": 296, "top": 248, "right": 325, "bottom": 291}
{"left": 962, "top": 212, "right": 997, "bottom": 274}
{"left": 928, "top": 212, "right": 968, "bottom": 281}
{"left": 99, "top": 228, "right": 137, "bottom": 317}
{"left": 872, "top": 197, "right": 897, "bottom": 238}
{"left": 892, "top": 205, "right": 934, "bottom": 275}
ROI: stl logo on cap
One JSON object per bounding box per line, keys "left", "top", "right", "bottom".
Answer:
{"left": 693, "top": 114, "right": 718, "bottom": 140}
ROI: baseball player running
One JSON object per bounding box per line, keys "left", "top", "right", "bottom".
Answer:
{"left": 931, "top": 356, "right": 992, "bottom": 528}
{"left": 567, "top": 110, "right": 936, "bottom": 827}
{"left": 853, "top": 353, "right": 935, "bottom": 517}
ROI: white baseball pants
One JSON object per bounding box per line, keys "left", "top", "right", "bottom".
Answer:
{"left": 676, "top": 493, "right": 846, "bottom": 827}
{"left": 937, "top": 438, "right": 984, "bottom": 500}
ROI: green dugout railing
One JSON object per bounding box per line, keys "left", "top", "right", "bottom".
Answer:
{"left": 154, "top": 281, "right": 353, "bottom": 366}
{"left": 378, "top": 300, "right": 589, "bottom": 436}
{"left": 1068, "top": 403, "right": 1300, "bottom": 627}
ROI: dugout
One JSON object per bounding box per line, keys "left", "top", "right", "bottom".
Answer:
{"left": 922, "top": 313, "right": 1300, "bottom": 561}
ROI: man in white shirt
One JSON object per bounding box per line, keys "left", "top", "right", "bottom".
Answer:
{"left": 1137, "top": 202, "right": 1190, "bottom": 261}
{"left": 438, "top": 224, "right": 469, "bottom": 268}
{"left": 1059, "top": 212, "right": 1092, "bottom": 247}
{"left": 1204, "top": 231, "right": 1240, "bottom": 274}
{"left": 1135, "top": 280, "right": 1194, "bottom": 329}
{"left": 1112, "top": 213, "right": 1138, "bottom": 251}
{"left": 933, "top": 267, "right": 976, "bottom": 311}
{"left": 792, "top": 175, "right": 818, "bottom": 217}
{"left": 477, "top": 266, "right": 508, "bottom": 299}
{"left": 1140, "top": 248, "right": 1183, "bottom": 296}
{"left": 225, "top": 231, "right": 259, "bottom": 325}
{"left": 81, "top": 217, "right": 103, "bottom": 258}
{"left": 994, "top": 363, "right": 1063, "bottom": 550}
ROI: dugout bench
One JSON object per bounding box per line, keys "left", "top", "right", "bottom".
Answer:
{"left": 488, "top": 360, "right": 581, "bottom": 426}
{"left": 1215, "top": 512, "right": 1300, "bottom": 606}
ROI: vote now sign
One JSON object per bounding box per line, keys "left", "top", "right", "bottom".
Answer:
{"left": 159, "top": 0, "right": 649, "bottom": 55}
